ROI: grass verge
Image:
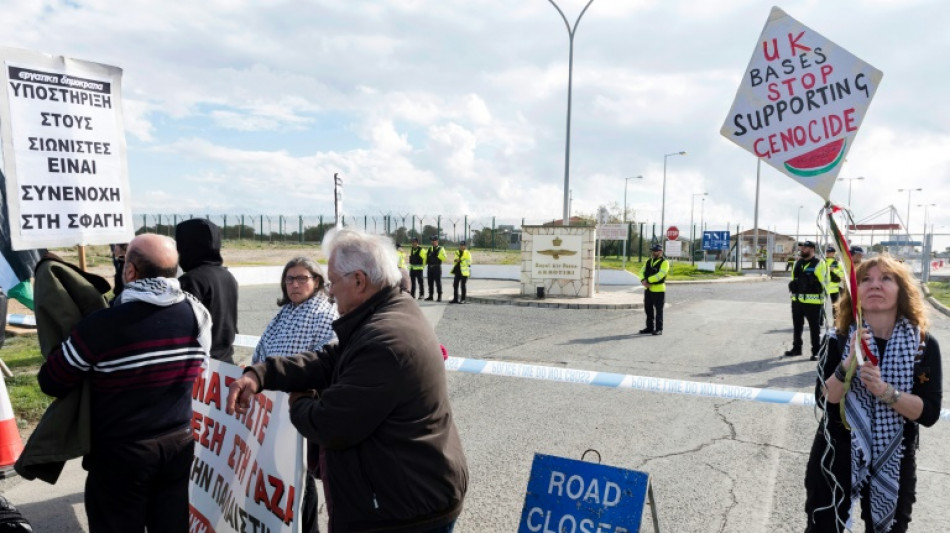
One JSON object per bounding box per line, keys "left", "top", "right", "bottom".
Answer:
{"left": 927, "top": 282, "right": 950, "bottom": 308}
{"left": 2, "top": 334, "right": 50, "bottom": 428}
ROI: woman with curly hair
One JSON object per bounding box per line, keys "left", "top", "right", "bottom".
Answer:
{"left": 804, "top": 255, "right": 942, "bottom": 532}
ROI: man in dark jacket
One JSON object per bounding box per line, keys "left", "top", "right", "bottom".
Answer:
{"left": 176, "top": 218, "right": 238, "bottom": 364}
{"left": 38, "top": 234, "right": 210, "bottom": 532}
{"left": 227, "top": 228, "right": 468, "bottom": 533}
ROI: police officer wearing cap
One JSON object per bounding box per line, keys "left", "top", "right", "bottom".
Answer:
{"left": 785, "top": 240, "right": 827, "bottom": 359}
{"left": 639, "top": 243, "right": 670, "bottom": 335}
{"left": 425, "top": 235, "right": 447, "bottom": 302}
{"left": 450, "top": 241, "right": 472, "bottom": 304}
{"left": 408, "top": 237, "right": 427, "bottom": 299}
{"left": 850, "top": 245, "right": 864, "bottom": 266}
{"left": 824, "top": 245, "right": 845, "bottom": 319}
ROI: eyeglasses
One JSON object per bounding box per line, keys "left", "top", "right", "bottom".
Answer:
{"left": 285, "top": 275, "right": 314, "bottom": 285}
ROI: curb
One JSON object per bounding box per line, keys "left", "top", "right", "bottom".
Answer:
{"left": 921, "top": 283, "right": 950, "bottom": 318}
{"left": 464, "top": 295, "right": 643, "bottom": 310}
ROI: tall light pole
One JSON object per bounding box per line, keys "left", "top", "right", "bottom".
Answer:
{"left": 622, "top": 175, "right": 643, "bottom": 270}
{"left": 838, "top": 176, "right": 865, "bottom": 206}
{"left": 548, "top": 0, "right": 596, "bottom": 225}
{"left": 690, "top": 192, "right": 708, "bottom": 265}
{"left": 918, "top": 203, "right": 936, "bottom": 239}
{"left": 796, "top": 205, "right": 804, "bottom": 243}
{"left": 661, "top": 150, "right": 687, "bottom": 238}
{"left": 897, "top": 188, "right": 922, "bottom": 237}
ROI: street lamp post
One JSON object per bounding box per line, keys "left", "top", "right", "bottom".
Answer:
{"left": 796, "top": 205, "right": 804, "bottom": 243}
{"left": 622, "top": 175, "right": 643, "bottom": 270}
{"left": 690, "top": 192, "right": 708, "bottom": 265}
{"left": 918, "top": 203, "right": 936, "bottom": 239}
{"left": 700, "top": 197, "right": 707, "bottom": 261}
{"left": 548, "top": 0, "right": 596, "bottom": 225}
{"left": 897, "top": 188, "right": 922, "bottom": 238}
{"left": 838, "top": 176, "right": 865, "bottom": 206}
{"left": 661, "top": 150, "right": 687, "bottom": 239}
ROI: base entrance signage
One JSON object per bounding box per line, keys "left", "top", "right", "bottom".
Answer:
{"left": 519, "top": 453, "right": 659, "bottom": 533}
{"left": 665, "top": 226, "right": 679, "bottom": 241}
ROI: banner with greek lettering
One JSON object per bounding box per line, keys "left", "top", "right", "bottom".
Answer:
{"left": 189, "top": 360, "right": 305, "bottom": 533}
{"left": 720, "top": 7, "right": 882, "bottom": 201}
{"left": 0, "top": 47, "right": 134, "bottom": 250}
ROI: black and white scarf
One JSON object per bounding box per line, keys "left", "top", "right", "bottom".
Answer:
{"left": 118, "top": 277, "right": 213, "bottom": 369}
{"left": 842, "top": 318, "right": 917, "bottom": 533}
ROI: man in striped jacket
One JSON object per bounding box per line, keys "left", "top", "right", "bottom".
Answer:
{"left": 38, "top": 233, "right": 211, "bottom": 533}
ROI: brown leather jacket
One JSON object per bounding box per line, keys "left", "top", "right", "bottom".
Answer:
{"left": 249, "top": 286, "right": 468, "bottom": 532}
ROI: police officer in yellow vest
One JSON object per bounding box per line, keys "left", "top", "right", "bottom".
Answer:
{"left": 639, "top": 244, "right": 670, "bottom": 335}
{"left": 408, "top": 237, "right": 427, "bottom": 300}
{"left": 425, "top": 235, "right": 447, "bottom": 302}
{"left": 785, "top": 240, "right": 827, "bottom": 360}
{"left": 449, "top": 241, "right": 472, "bottom": 304}
{"left": 824, "top": 245, "right": 845, "bottom": 319}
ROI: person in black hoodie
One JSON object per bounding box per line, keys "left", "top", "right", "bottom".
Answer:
{"left": 176, "top": 219, "right": 239, "bottom": 364}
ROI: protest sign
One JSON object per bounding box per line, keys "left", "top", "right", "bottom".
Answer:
{"left": 720, "top": 7, "right": 883, "bottom": 200}
{"left": 189, "top": 360, "right": 304, "bottom": 533}
{"left": 0, "top": 47, "right": 134, "bottom": 250}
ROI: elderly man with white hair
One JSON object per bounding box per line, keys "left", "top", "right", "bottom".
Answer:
{"left": 227, "top": 228, "right": 468, "bottom": 533}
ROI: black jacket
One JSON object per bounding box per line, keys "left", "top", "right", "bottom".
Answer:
{"left": 249, "top": 287, "right": 468, "bottom": 532}
{"left": 175, "top": 219, "right": 238, "bottom": 363}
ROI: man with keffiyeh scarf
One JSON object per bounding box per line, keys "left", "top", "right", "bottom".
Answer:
{"left": 38, "top": 234, "right": 212, "bottom": 533}
{"left": 804, "top": 255, "right": 942, "bottom": 533}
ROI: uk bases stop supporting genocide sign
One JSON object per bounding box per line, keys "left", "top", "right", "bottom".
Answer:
{"left": 0, "top": 47, "right": 134, "bottom": 250}
{"left": 720, "top": 7, "right": 883, "bottom": 201}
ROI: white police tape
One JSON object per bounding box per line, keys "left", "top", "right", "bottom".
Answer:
{"left": 11, "top": 315, "right": 950, "bottom": 421}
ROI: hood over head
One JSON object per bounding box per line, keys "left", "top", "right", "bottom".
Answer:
{"left": 175, "top": 219, "right": 223, "bottom": 271}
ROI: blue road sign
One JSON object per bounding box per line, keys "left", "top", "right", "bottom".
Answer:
{"left": 519, "top": 453, "right": 650, "bottom": 533}
{"left": 703, "top": 230, "right": 731, "bottom": 251}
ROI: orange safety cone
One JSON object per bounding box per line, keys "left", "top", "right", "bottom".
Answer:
{"left": 0, "top": 376, "right": 24, "bottom": 474}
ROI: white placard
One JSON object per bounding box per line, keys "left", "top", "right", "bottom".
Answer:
{"left": 720, "top": 8, "right": 882, "bottom": 200}
{"left": 531, "top": 234, "right": 582, "bottom": 280}
{"left": 0, "top": 47, "right": 134, "bottom": 250}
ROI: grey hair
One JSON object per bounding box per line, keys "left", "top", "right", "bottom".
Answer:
{"left": 277, "top": 256, "right": 328, "bottom": 306}
{"left": 322, "top": 228, "right": 402, "bottom": 289}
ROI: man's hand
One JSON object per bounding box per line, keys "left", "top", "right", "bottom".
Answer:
{"left": 226, "top": 372, "right": 261, "bottom": 415}
{"left": 289, "top": 390, "right": 315, "bottom": 407}
{"left": 641, "top": 279, "right": 650, "bottom": 288}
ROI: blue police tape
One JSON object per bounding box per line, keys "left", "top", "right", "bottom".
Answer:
{"left": 11, "top": 315, "right": 950, "bottom": 421}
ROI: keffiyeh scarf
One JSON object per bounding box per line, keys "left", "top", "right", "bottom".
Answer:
{"left": 252, "top": 293, "right": 339, "bottom": 364}
{"left": 119, "top": 277, "right": 213, "bottom": 369}
{"left": 842, "top": 318, "right": 918, "bottom": 533}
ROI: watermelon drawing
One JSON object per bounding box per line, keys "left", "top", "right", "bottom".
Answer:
{"left": 783, "top": 138, "right": 847, "bottom": 177}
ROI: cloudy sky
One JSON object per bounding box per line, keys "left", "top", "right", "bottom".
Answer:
{"left": 3, "top": 0, "right": 948, "bottom": 243}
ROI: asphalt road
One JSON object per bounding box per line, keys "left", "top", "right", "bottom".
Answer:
{"left": 6, "top": 278, "right": 950, "bottom": 532}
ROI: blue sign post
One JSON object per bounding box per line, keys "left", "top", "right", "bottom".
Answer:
{"left": 519, "top": 453, "right": 658, "bottom": 533}
{"left": 702, "top": 230, "right": 731, "bottom": 251}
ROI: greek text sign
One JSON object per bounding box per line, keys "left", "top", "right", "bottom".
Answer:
{"left": 0, "top": 47, "right": 134, "bottom": 250}
{"left": 597, "top": 224, "right": 627, "bottom": 241}
{"left": 189, "top": 360, "right": 304, "bottom": 533}
{"left": 720, "top": 7, "right": 882, "bottom": 200}
{"left": 519, "top": 453, "right": 649, "bottom": 533}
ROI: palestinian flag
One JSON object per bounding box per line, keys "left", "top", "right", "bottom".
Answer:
{"left": 0, "top": 170, "right": 44, "bottom": 310}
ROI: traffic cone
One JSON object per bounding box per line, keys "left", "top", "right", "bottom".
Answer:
{"left": 0, "top": 376, "right": 24, "bottom": 473}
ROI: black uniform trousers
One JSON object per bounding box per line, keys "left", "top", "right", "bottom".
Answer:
{"left": 643, "top": 291, "right": 665, "bottom": 332}
{"left": 410, "top": 269, "right": 425, "bottom": 298}
{"left": 83, "top": 426, "right": 194, "bottom": 533}
{"left": 453, "top": 274, "right": 467, "bottom": 302}
{"left": 427, "top": 266, "right": 442, "bottom": 298}
{"left": 791, "top": 300, "right": 822, "bottom": 355}
{"left": 804, "top": 419, "right": 917, "bottom": 532}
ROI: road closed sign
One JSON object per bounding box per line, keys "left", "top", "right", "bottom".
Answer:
{"left": 519, "top": 453, "right": 652, "bottom": 533}
{"left": 0, "top": 47, "right": 134, "bottom": 250}
{"left": 720, "top": 7, "right": 882, "bottom": 200}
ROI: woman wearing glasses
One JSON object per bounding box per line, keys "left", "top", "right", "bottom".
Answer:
{"left": 252, "top": 256, "right": 339, "bottom": 533}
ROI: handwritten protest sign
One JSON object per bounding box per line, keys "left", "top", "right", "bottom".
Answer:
{"left": 720, "top": 7, "right": 883, "bottom": 201}
{"left": 0, "top": 47, "right": 134, "bottom": 250}
{"left": 189, "top": 360, "right": 304, "bottom": 533}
